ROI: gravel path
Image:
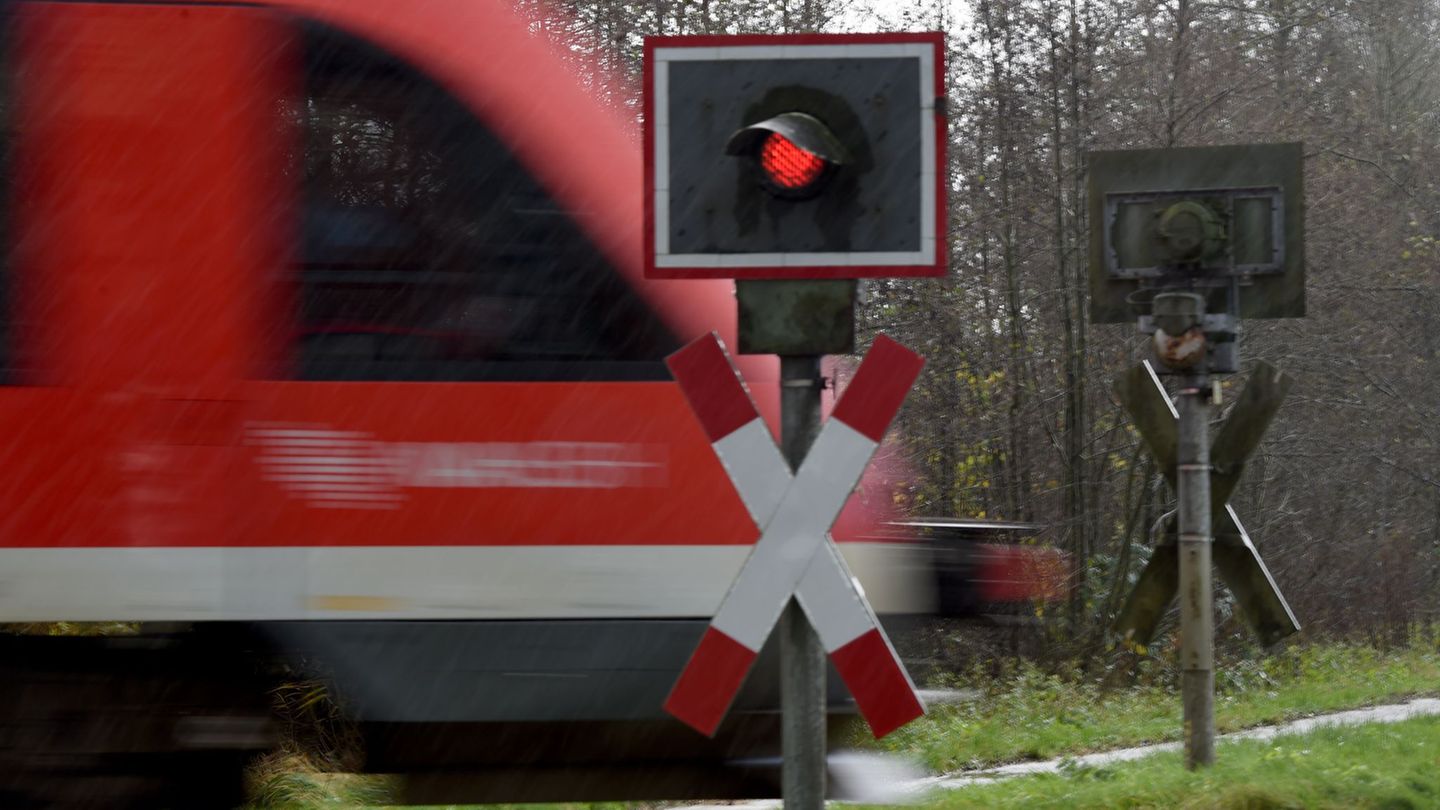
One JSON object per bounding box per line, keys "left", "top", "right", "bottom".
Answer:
{"left": 920, "top": 697, "right": 1440, "bottom": 791}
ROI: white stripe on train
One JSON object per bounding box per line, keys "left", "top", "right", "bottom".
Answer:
{"left": 0, "top": 542, "right": 934, "bottom": 622}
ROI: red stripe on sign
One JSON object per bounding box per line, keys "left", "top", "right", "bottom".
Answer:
{"left": 663, "top": 626, "right": 759, "bottom": 737}
{"left": 830, "top": 628, "right": 925, "bottom": 738}
{"left": 666, "top": 334, "right": 761, "bottom": 443}
{"left": 831, "top": 335, "right": 924, "bottom": 444}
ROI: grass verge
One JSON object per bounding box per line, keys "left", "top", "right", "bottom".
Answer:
{"left": 879, "top": 638, "right": 1440, "bottom": 773}
{"left": 246, "top": 752, "right": 395, "bottom": 808}
{"left": 244, "top": 638, "right": 1440, "bottom": 807}
{"left": 914, "top": 714, "right": 1440, "bottom": 809}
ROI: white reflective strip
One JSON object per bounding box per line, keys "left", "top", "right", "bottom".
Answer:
{"left": 0, "top": 542, "right": 926, "bottom": 623}
{"left": 656, "top": 251, "right": 930, "bottom": 268}
{"left": 915, "top": 46, "right": 938, "bottom": 242}
{"left": 263, "top": 469, "right": 392, "bottom": 479}
{"left": 261, "top": 465, "right": 392, "bottom": 476}
{"left": 796, "top": 541, "right": 876, "bottom": 652}
{"left": 652, "top": 46, "right": 720, "bottom": 63}
{"left": 1225, "top": 505, "right": 1299, "bottom": 626}
{"left": 283, "top": 481, "right": 391, "bottom": 491}
{"left": 711, "top": 419, "right": 791, "bottom": 526}
{"left": 250, "top": 436, "right": 370, "bottom": 446}
{"left": 0, "top": 546, "right": 747, "bottom": 622}
{"left": 657, "top": 43, "right": 932, "bottom": 62}
{"left": 1145, "top": 360, "right": 1180, "bottom": 419}
{"left": 257, "top": 455, "right": 388, "bottom": 466}
{"left": 653, "top": 58, "right": 671, "bottom": 255}
{"left": 711, "top": 420, "right": 877, "bottom": 649}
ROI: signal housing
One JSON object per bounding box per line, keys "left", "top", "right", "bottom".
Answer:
{"left": 643, "top": 33, "right": 946, "bottom": 280}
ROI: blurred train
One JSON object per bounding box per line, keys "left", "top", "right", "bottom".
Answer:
{"left": 0, "top": 1, "right": 1063, "bottom": 806}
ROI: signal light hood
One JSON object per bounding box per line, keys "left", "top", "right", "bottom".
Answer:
{"left": 723, "top": 112, "right": 852, "bottom": 165}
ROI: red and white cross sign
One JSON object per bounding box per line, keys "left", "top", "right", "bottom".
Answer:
{"left": 663, "top": 333, "right": 926, "bottom": 738}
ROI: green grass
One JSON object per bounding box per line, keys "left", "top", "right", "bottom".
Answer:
{"left": 246, "top": 752, "right": 396, "bottom": 808}
{"left": 915, "top": 714, "right": 1440, "bottom": 809}
{"left": 879, "top": 638, "right": 1440, "bottom": 773}
{"left": 245, "top": 638, "right": 1440, "bottom": 807}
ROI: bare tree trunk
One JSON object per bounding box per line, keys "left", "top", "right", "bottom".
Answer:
{"left": 1164, "top": 0, "right": 1193, "bottom": 146}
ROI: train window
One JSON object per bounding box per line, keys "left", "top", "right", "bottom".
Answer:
{"left": 295, "top": 26, "right": 676, "bottom": 381}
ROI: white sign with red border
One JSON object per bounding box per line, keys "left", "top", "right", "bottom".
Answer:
{"left": 643, "top": 32, "right": 947, "bottom": 280}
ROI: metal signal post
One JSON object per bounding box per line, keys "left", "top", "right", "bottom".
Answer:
{"left": 780, "top": 355, "right": 826, "bottom": 809}
{"left": 1153, "top": 290, "right": 1219, "bottom": 769}
{"left": 1176, "top": 367, "right": 1216, "bottom": 768}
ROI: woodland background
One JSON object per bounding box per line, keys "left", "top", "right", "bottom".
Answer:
{"left": 521, "top": 0, "right": 1440, "bottom": 654}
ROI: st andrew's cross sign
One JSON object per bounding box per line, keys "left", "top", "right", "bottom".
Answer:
{"left": 663, "top": 333, "right": 926, "bottom": 738}
{"left": 1113, "top": 361, "right": 1300, "bottom": 647}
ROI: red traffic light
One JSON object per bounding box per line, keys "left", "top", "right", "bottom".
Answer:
{"left": 723, "top": 112, "right": 849, "bottom": 199}
{"left": 759, "top": 132, "right": 827, "bottom": 192}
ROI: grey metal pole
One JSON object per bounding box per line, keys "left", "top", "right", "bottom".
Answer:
{"left": 780, "top": 355, "right": 826, "bottom": 809}
{"left": 1176, "top": 370, "right": 1215, "bottom": 768}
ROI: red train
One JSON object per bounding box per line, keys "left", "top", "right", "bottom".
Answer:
{"left": 0, "top": 1, "right": 1061, "bottom": 805}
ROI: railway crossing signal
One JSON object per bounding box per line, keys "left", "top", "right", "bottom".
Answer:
{"left": 643, "top": 31, "right": 944, "bottom": 806}
{"left": 663, "top": 333, "right": 926, "bottom": 739}
{"left": 726, "top": 113, "right": 850, "bottom": 199}
{"left": 643, "top": 33, "right": 946, "bottom": 279}
{"left": 1089, "top": 142, "right": 1305, "bottom": 769}
{"left": 1112, "top": 361, "right": 1300, "bottom": 647}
